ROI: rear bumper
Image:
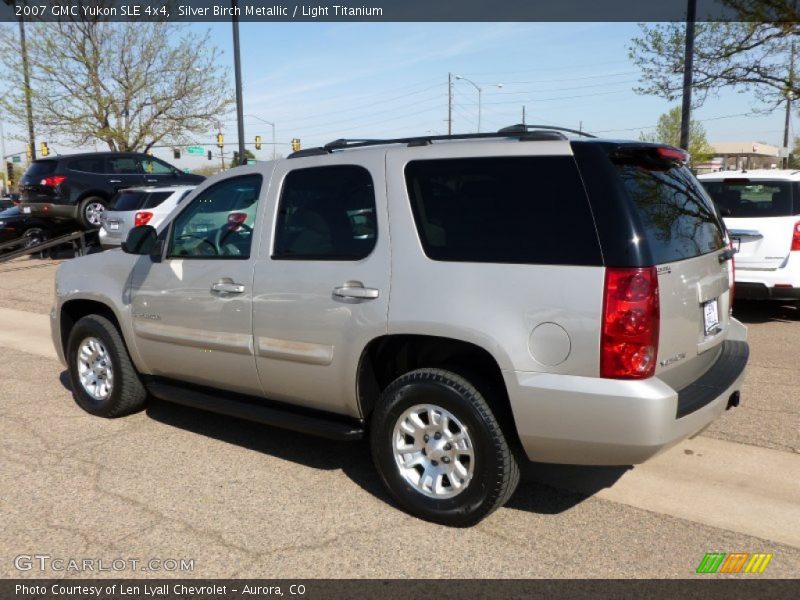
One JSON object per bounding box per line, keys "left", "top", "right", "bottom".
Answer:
{"left": 735, "top": 281, "right": 800, "bottom": 301}
{"left": 98, "top": 228, "right": 123, "bottom": 248}
{"left": 19, "top": 202, "right": 76, "bottom": 221}
{"left": 505, "top": 319, "right": 749, "bottom": 465}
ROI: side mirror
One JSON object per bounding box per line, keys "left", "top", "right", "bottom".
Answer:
{"left": 122, "top": 225, "right": 158, "bottom": 255}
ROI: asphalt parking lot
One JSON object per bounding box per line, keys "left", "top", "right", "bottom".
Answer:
{"left": 1, "top": 255, "right": 799, "bottom": 579}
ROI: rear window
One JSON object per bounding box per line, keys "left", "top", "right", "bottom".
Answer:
{"left": 24, "top": 161, "right": 57, "bottom": 178}
{"left": 404, "top": 156, "right": 602, "bottom": 265}
{"left": 141, "top": 192, "right": 173, "bottom": 209}
{"left": 69, "top": 158, "right": 105, "bottom": 174}
{"left": 614, "top": 164, "right": 726, "bottom": 264}
{"left": 700, "top": 180, "right": 797, "bottom": 218}
{"left": 111, "top": 191, "right": 173, "bottom": 211}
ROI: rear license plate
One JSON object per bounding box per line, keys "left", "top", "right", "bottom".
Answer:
{"left": 22, "top": 206, "right": 31, "bottom": 214}
{"left": 703, "top": 298, "right": 720, "bottom": 335}
{"left": 108, "top": 222, "right": 119, "bottom": 231}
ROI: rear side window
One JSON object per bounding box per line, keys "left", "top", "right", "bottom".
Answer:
{"left": 24, "top": 161, "right": 57, "bottom": 178}
{"left": 404, "top": 157, "right": 602, "bottom": 265}
{"left": 106, "top": 157, "right": 140, "bottom": 174}
{"left": 69, "top": 158, "right": 105, "bottom": 174}
{"left": 273, "top": 165, "right": 377, "bottom": 260}
{"left": 111, "top": 191, "right": 147, "bottom": 211}
{"left": 614, "top": 164, "right": 725, "bottom": 264}
{"left": 141, "top": 192, "right": 173, "bottom": 209}
{"left": 701, "top": 180, "right": 797, "bottom": 218}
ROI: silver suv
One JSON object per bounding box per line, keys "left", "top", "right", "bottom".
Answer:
{"left": 51, "top": 127, "right": 749, "bottom": 526}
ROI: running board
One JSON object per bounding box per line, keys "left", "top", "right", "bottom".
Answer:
{"left": 146, "top": 380, "right": 365, "bottom": 441}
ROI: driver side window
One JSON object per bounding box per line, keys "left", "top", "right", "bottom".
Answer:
{"left": 167, "top": 174, "right": 262, "bottom": 259}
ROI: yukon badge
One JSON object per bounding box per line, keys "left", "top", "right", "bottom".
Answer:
{"left": 660, "top": 352, "right": 686, "bottom": 367}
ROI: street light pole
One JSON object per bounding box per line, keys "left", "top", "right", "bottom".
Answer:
{"left": 246, "top": 115, "right": 276, "bottom": 160}
{"left": 454, "top": 75, "right": 502, "bottom": 133}
{"left": 231, "top": 0, "right": 246, "bottom": 165}
{"left": 679, "top": 0, "right": 697, "bottom": 152}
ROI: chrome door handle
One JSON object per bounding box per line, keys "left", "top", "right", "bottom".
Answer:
{"left": 109, "top": 179, "right": 122, "bottom": 183}
{"left": 146, "top": 179, "right": 158, "bottom": 183}
{"left": 333, "top": 281, "right": 379, "bottom": 300}
{"left": 211, "top": 279, "right": 245, "bottom": 294}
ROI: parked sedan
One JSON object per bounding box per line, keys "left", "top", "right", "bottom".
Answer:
{"left": 0, "top": 206, "right": 74, "bottom": 253}
{"left": 99, "top": 185, "right": 196, "bottom": 249}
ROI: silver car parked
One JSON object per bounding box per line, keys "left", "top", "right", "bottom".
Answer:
{"left": 50, "top": 127, "right": 748, "bottom": 526}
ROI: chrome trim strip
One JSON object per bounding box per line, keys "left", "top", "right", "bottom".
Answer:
{"left": 256, "top": 336, "right": 334, "bottom": 365}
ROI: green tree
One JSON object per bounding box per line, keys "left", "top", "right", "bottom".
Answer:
{"left": 628, "top": 13, "right": 799, "bottom": 110}
{"left": 639, "top": 107, "right": 715, "bottom": 164}
{"left": 788, "top": 136, "right": 800, "bottom": 169}
{"left": 0, "top": 20, "right": 233, "bottom": 152}
{"left": 231, "top": 149, "right": 256, "bottom": 166}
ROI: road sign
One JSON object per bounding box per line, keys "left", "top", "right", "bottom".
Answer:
{"left": 246, "top": 159, "right": 257, "bottom": 165}
{"left": 12, "top": 156, "right": 21, "bottom": 163}
{"left": 187, "top": 146, "right": 205, "bottom": 155}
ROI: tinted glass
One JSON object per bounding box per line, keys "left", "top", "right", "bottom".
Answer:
{"left": 24, "top": 161, "right": 57, "bottom": 177}
{"left": 168, "top": 174, "right": 262, "bottom": 259}
{"left": 615, "top": 165, "right": 725, "bottom": 263}
{"left": 141, "top": 158, "right": 174, "bottom": 175}
{"left": 701, "top": 180, "right": 797, "bottom": 218}
{"left": 141, "top": 191, "right": 173, "bottom": 209}
{"left": 273, "top": 166, "right": 377, "bottom": 260}
{"left": 69, "top": 158, "right": 105, "bottom": 173}
{"left": 404, "top": 157, "right": 602, "bottom": 265}
{"left": 0, "top": 207, "right": 19, "bottom": 218}
{"left": 111, "top": 191, "right": 147, "bottom": 211}
{"left": 107, "top": 157, "right": 141, "bottom": 175}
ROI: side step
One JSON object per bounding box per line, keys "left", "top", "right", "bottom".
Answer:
{"left": 147, "top": 380, "right": 365, "bottom": 441}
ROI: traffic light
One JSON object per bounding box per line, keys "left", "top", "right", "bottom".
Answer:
{"left": 173, "top": 148, "right": 181, "bottom": 159}
{"left": 207, "top": 150, "right": 212, "bottom": 161}
{"left": 6, "top": 161, "right": 13, "bottom": 187}
{"left": 40, "top": 142, "right": 49, "bottom": 157}
{"left": 291, "top": 138, "right": 301, "bottom": 152}
{"left": 255, "top": 135, "right": 262, "bottom": 150}
{"left": 217, "top": 133, "right": 224, "bottom": 148}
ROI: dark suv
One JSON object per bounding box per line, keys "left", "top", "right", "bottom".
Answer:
{"left": 18, "top": 153, "right": 204, "bottom": 229}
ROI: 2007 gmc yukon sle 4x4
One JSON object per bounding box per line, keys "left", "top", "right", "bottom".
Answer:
{"left": 51, "top": 126, "right": 749, "bottom": 526}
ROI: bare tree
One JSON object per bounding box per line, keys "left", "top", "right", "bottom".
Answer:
{"left": 0, "top": 20, "right": 233, "bottom": 152}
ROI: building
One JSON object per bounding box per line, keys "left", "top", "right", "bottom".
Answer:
{"left": 708, "top": 141, "right": 785, "bottom": 171}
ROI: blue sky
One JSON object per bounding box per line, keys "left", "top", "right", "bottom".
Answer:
{"left": 3, "top": 21, "right": 792, "bottom": 167}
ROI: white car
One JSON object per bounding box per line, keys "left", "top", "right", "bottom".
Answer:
{"left": 99, "top": 185, "right": 195, "bottom": 248}
{"left": 698, "top": 170, "right": 800, "bottom": 306}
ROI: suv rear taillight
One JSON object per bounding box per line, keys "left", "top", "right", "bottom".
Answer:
{"left": 134, "top": 211, "right": 153, "bottom": 227}
{"left": 791, "top": 221, "right": 800, "bottom": 251}
{"left": 600, "top": 267, "right": 660, "bottom": 379}
{"left": 40, "top": 175, "right": 66, "bottom": 187}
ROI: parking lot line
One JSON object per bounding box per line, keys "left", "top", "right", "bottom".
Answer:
{"left": 0, "top": 307, "right": 57, "bottom": 360}
{"left": 595, "top": 435, "right": 800, "bottom": 549}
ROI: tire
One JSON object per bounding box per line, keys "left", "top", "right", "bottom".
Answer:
{"left": 66, "top": 314, "right": 147, "bottom": 417}
{"left": 76, "top": 196, "right": 106, "bottom": 230}
{"left": 370, "top": 368, "right": 520, "bottom": 526}
{"left": 22, "top": 226, "right": 48, "bottom": 250}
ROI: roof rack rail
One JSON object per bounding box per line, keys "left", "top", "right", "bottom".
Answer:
{"left": 287, "top": 124, "right": 594, "bottom": 158}
{"left": 498, "top": 124, "right": 596, "bottom": 138}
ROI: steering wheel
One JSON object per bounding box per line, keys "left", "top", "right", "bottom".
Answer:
{"left": 175, "top": 234, "right": 218, "bottom": 256}
{"left": 216, "top": 222, "right": 254, "bottom": 255}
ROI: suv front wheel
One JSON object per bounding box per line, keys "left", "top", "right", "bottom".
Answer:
{"left": 370, "top": 368, "right": 519, "bottom": 526}
{"left": 66, "top": 314, "right": 147, "bottom": 417}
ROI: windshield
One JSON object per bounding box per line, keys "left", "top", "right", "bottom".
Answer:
{"left": 700, "top": 180, "right": 797, "bottom": 218}
{"left": 0, "top": 207, "right": 20, "bottom": 218}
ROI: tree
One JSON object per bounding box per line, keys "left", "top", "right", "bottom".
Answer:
{"left": 788, "top": 136, "right": 800, "bottom": 168}
{"left": 0, "top": 20, "right": 233, "bottom": 152}
{"left": 231, "top": 149, "right": 256, "bottom": 165}
{"left": 639, "top": 107, "right": 715, "bottom": 164}
{"left": 629, "top": 16, "right": 799, "bottom": 110}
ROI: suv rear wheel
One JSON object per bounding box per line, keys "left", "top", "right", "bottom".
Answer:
{"left": 77, "top": 196, "right": 106, "bottom": 229}
{"left": 370, "top": 368, "right": 519, "bottom": 526}
{"left": 66, "top": 314, "right": 147, "bottom": 417}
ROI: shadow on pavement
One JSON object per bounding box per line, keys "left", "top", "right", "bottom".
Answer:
{"left": 733, "top": 299, "right": 799, "bottom": 324}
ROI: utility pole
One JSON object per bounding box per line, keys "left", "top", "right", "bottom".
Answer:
{"left": 522, "top": 106, "right": 526, "bottom": 126}
{"left": 9, "top": 0, "right": 37, "bottom": 161}
{"left": 783, "top": 41, "right": 795, "bottom": 168}
{"left": 231, "top": 0, "right": 246, "bottom": 165}
{"left": 447, "top": 73, "right": 453, "bottom": 135}
{"left": 679, "top": 0, "right": 697, "bottom": 151}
